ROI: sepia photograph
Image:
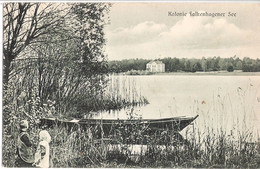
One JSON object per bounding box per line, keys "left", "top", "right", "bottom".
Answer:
{"left": 2, "top": 1, "right": 260, "bottom": 168}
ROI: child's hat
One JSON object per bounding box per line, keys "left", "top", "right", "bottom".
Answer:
{"left": 20, "top": 120, "right": 29, "bottom": 131}
{"left": 39, "top": 130, "right": 51, "bottom": 143}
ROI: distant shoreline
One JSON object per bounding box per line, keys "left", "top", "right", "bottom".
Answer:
{"left": 152, "top": 71, "right": 260, "bottom": 76}
{"left": 114, "top": 71, "right": 260, "bottom": 76}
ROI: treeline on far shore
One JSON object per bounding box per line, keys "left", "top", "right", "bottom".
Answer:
{"left": 108, "top": 56, "right": 260, "bottom": 73}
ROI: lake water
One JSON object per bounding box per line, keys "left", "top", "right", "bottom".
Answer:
{"left": 93, "top": 74, "right": 260, "bottom": 141}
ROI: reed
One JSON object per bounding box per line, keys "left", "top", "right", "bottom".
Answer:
{"left": 3, "top": 112, "right": 259, "bottom": 168}
{"left": 46, "top": 103, "right": 260, "bottom": 168}
{"left": 100, "top": 75, "right": 149, "bottom": 111}
{"left": 3, "top": 77, "right": 260, "bottom": 168}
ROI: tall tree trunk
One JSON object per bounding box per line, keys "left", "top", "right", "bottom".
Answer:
{"left": 3, "top": 55, "right": 11, "bottom": 88}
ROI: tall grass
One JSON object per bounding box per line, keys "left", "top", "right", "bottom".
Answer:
{"left": 99, "top": 75, "right": 149, "bottom": 111}
{"left": 4, "top": 110, "right": 260, "bottom": 168}
{"left": 2, "top": 74, "right": 149, "bottom": 167}
{"left": 41, "top": 90, "right": 260, "bottom": 168}
{"left": 45, "top": 122, "right": 260, "bottom": 168}
{"left": 3, "top": 76, "right": 260, "bottom": 168}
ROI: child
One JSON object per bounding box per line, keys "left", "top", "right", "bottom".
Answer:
{"left": 34, "top": 130, "right": 51, "bottom": 168}
{"left": 16, "top": 120, "right": 34, "bottom": 167}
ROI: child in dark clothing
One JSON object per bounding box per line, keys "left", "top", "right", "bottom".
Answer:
{"left": 16, "top": 120, "right": 34, "bottom": 167}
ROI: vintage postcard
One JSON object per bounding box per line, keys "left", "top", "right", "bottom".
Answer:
{"left": 2, "top": 1, "right": 260, "bottom": 168}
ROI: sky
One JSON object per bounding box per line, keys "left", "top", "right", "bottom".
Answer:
{"left": 104, "top": 2, "right": 260, "bottom": 61}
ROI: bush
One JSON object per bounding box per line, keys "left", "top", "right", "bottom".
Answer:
{"left": 227, "top": 65, "right": 234, "bottom": 72}
{"left": 125, "top": 70, "right": 155, "bottom": 75}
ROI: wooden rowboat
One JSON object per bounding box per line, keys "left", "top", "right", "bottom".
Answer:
{"left": 79, "top": 115, "right": 198, "bottom": 131}
{"left": 40, "top": 115, "right": 198, "bottom": 144}
{"left": 40, "top": 115, "right": 198, "bottom": 132}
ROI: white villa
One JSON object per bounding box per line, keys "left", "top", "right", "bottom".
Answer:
{"left": 146, "top": 60, "right": 165, "bottom": 72}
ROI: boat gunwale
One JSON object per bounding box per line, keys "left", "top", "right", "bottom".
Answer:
{"left": 42, "top": 115, "right": 199, "bottom": 125}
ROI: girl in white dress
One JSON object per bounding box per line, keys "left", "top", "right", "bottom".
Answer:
{"left": 34, "top": 130, "right": 51, "bottom": 168}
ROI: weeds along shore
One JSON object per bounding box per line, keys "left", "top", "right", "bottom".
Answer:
{"left": 5, "top": 121, "right": 259, "bottom": 168}
{"left": 49, "top": 79, "right": 260, "bottom": 168}
{"left": 4, "top": 115, "right": 260, "bottom": 167}
{"left": 3, "top": 75, "right": 260, "bottom": 168}
{"left": 2, "top": 75, "right": 148, "bottom": 167}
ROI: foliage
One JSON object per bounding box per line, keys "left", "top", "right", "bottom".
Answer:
{"left": 108, "top": 59, "right": 150, "bottom": 73}
{"left": 124, "top": 70, "right": 155, "bottom": 75}
{"left": 227, "top": 65, "right": 234, "bottom": 72}
{"left": 2, "top": 81, "right": 56, "bottom": 167}
{"left": 242, "top": 57, "right": 260, "bottom": 72}
{"left": 3, "top": 3, "right": 67, "bottom": 85}
{"left": 2, "top": 2, "right": 113, "bottom": 167}
{"left": 108, "top": 56, "right": 260, "bottom": 73}
{"left": 69, "top": 3, "right": 111, "bottom": 69}
{"left": 5, "top": 2, "right": 111, "bottom": 118}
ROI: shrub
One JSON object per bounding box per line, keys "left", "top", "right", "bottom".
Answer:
{"left": 227, "top": 65, "right": 234, "bottom": 72}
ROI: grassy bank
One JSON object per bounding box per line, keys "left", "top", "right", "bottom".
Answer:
{"left": 155, "top": 71, "right": 260, "bottom": 76}
{"left": 3, "top": 121, "right": 260, "bottom": 168}
{"left": 2, "top": 74, "right": 146, "bottom": 167}
{"left": 16, "top": 121, "right": 260, "bottom": 168}
{"left": 4, "top": 106, "right": 260, "bottom": 168}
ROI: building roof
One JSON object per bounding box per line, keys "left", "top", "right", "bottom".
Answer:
{"left": 147, "top": 60, "right": 164, "bottom": 65}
